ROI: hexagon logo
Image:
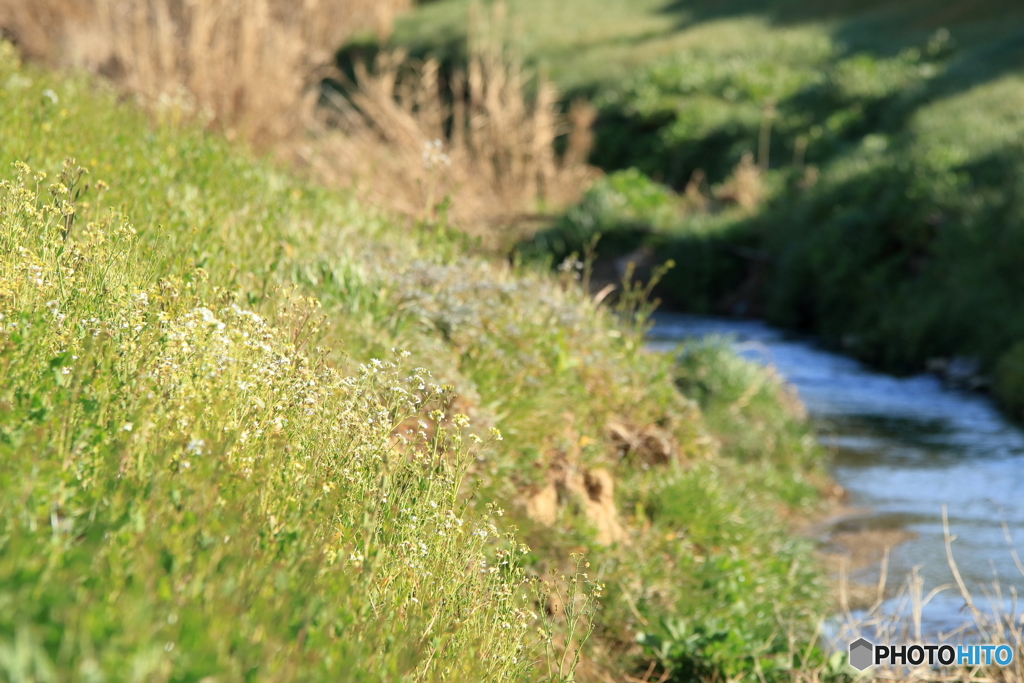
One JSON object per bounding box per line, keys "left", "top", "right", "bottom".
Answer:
{"left": 849, "top": 637, "right": 874, "bottom": 671}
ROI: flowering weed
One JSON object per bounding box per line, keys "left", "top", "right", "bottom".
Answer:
{"left": 0, "top": 167, "right": 538, "bottom": 681}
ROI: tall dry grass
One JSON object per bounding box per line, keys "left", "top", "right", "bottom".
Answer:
{"left": 822, "top": 507, "right": 1024, "bottom": 683}
{"left": 307, "top": 3, "right": 598, "bottom": 245}
{"left": 0, "top": 0, "right": 408, "bottom": 147}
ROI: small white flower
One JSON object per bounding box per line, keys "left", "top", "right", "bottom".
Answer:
{"left": 121, "top": 422, "right": 133, "bottom": 432}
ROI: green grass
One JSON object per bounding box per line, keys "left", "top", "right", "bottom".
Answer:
{"left": 392, "top": 0, "right": 1024, "bottom": 95}
{"left": 0, "top": 43, "right": 539, "bottom": 682}
{"left": 394, "top": 0, "right": 691, "bottom": 92}
{"left": 0, "top": 39, "right": 836, "bottom": 682}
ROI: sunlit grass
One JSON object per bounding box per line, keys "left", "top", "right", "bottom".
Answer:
{"left": 0, "top": 158, "right": 543, "bottom": 680}
{"left": 392, "top": 0, "right": 1024, "bottom": 94}
{"left": 0, "top": 39, "right": 837, "bottom": 682}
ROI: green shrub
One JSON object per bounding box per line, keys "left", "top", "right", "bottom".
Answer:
{"left": 530, "top": 26, "right": 1024, "bottom": 417}
{"left": 619, "top": 339, "right": 829, "bottom": 682}
{"left": 523, "top": 168, "right": 681, "bottom": 264}
{"left": 994, "top": 342, "right": 1024, "bottom": 421}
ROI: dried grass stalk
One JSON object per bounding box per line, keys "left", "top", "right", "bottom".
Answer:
{"left": 822, "top": 506, "right": 1024, "bottom": 683}
{"left": 311, "top": 3, "right": 598, "bottom": 246}
{"left": 0, "top": 0, "right": 409, "bottom": 148}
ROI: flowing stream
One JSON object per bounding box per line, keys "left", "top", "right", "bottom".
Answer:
{"left": 648, "top": 313, "right": 1024, "bottom": 637}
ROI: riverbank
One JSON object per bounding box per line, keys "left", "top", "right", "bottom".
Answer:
{"left": 0, "top": 40, "right": 841, "bottom": 682}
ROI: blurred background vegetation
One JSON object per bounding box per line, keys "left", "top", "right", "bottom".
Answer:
{"left": 392, "top": 0, "right": 1024, "bottom": 416}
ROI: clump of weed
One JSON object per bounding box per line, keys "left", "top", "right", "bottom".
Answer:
{"left": 674, "top": 337, "right": 819, "bottom": 478}
{"left": 600, "top": 338, "right": 830, "bottom": 683}
{"left": 523, "top": 168, "right": 682, "bottom": 265}
{"left": 825, "top": 509, "right": 1024, "bottom": 683}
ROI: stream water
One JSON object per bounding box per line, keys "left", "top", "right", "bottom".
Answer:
{"left": 648, "top": 313, "right": 1024, "bottom": 638}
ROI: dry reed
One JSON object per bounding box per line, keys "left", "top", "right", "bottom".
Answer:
{"left": 307, "top": 2, "right": 598, "bottom": 246}
{"left": 0, "top": 0, "right": 408, "bottom": 148}
{"left": 714, "top": 151, "right": 765, "bottom": 211}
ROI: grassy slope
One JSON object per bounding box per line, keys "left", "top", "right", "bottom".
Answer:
{"left": 0, "top": 39, "right": 834, "bottom": 682}
{"left": 0, "top": 43, "right": 538, "bottom": 683}
{"left": 396, "top": 0, "right": 1024, "bottom": 416}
